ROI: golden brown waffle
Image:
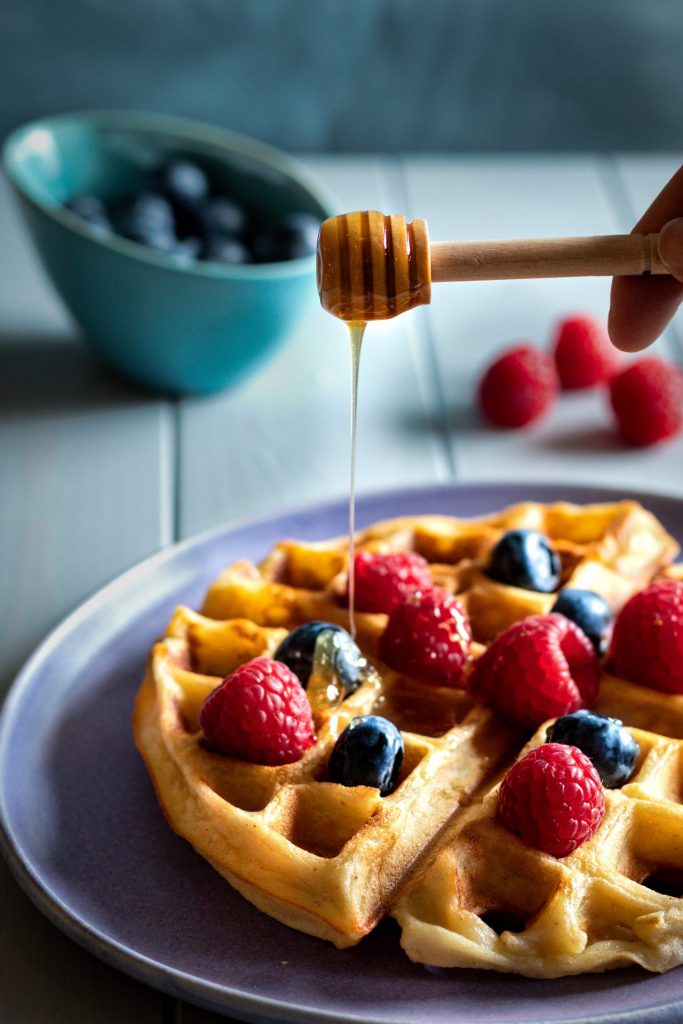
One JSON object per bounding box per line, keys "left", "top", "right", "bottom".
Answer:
{"left": 202, "top": 499, "right": 677, "bottom": 643}
{"left": 133, "top": 498, "right": 680, "bottom": 958}
{"left": 394, "top": 698, "right": 683, "bottom": 977}
{"left": 134, "top": 607, "right": 520, "bottom": 946}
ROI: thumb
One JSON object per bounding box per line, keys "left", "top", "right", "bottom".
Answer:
{"left": 658, "top": 218, "right": 683, "bottom": 282}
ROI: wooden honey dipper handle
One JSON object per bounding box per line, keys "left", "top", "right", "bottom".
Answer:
{"left": 317, "top": 211, "right": 670, "bottom": 322}
{"left": 429, "top": 233, "right": 666, "bottom": 283}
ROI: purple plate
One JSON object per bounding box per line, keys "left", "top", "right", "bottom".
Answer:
{"left": 2, "top": 482, "right": 683, "bottom": 1024}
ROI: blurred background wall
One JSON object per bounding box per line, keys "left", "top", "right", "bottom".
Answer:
{"left": 2, "top": 0, "right": 682, "bottom": 152}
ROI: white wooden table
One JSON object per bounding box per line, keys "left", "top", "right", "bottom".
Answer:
{"left": 1, "top": 154, "right": 681, "bottom": 1022}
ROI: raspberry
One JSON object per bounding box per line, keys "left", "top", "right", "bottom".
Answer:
{"left": 351, "top": 550, "right": 433, "bottom": 614}
{"left": 469, "top": 614, "right": 600, "bottom": 727}
{"left": 497, "top": 743, "right": 605, "bottom": 857}
{"left": 552, "top": 314, "right": 620, "bottom": 389}
{"left": 611, "top": 580, "right": 683, "bottom": 694}
{"left": 378, "top": 587, "right": 472, "bottom": 687}
{"left": 609, "top": 358, "right": 683, "bottom": 446}
{"left": 478, "top": 345, "right": 558, "bottom": 428}
{"left": 199, "top": 656, "right": 315, "bottom": 765}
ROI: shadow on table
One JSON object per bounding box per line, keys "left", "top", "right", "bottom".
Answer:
{"left": 395, "top": 403, "right": 622, "bottom": 456}
{"left": 0, "top": 331, "right": 158, "bottom": 416}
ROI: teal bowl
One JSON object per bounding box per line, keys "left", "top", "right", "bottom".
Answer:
{"left": 2, "top": 111, "right": 335, "bottom": 395}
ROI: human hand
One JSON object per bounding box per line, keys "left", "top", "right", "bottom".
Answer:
{"left": 608, "top": 166, "right": 683, "bottom": 352}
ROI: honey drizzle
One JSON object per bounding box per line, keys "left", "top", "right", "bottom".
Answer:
{"left": 347, "top": 320, "right": 366, "bottom": 639}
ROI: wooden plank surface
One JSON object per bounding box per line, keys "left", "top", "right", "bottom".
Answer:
{"left": 0, "top": 173, "right": 170, "bottom": 1021}
{"left": 401, "top": 155, "right": 683, "bottom": 494}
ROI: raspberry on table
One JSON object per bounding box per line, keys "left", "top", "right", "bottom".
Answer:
{"left": 477, "top": 344, "right": 559, "bottom": 428}
{"left": 351, "top": 550, "right": 433, "bottom": 614}
{"left": 378, "top": 587, "right": 472, "bottom": 688}
{"left": 546, "top": 709, "right": 639, "bottom": 788}
{"left": 609, "top": 357, "right": 683, "bottom": 446}
{"left": 552, "top": 314, "right": 620, "bottom": 390}
{"left": 497, "top": 742, "right": 605, "bottom": 858}
{"left": 611, "top": 579, "right": 683, "bottom": 694}
{"left": 199, "top": 656, "right": 316, "bottom": 765}
{"left": 469, "top": 613, "right": 600, "bottom": 727}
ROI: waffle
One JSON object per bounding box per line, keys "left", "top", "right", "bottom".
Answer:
{"left": 394, "top": 701, "right": 683, "bottom": 977}
{"left": 201, "top": 499, "right": 677, "bottom": 643}
{"left": 133, "top": 499, "right": 680, "bottom": 957}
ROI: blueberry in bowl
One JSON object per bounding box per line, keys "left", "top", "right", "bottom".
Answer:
{"left": 3, "top": 111, "right": 334, "bottom": 395}
{"left": 64, "top": 155, "right": 321, "bottom": 271}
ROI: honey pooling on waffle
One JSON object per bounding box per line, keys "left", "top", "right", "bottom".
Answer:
{"left": 135, "top": 499, "right": 683, "bottom": 972}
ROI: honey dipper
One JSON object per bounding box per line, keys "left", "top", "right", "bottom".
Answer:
{"left": 317, "top": 210, "right": 669, "bottom": 321}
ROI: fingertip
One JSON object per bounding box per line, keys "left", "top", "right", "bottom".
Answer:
{"left": 607, "top": 279, "right": 653, "bottom": 353}
{"left": 659, "top": 218, "right": 683, "bottom": 281}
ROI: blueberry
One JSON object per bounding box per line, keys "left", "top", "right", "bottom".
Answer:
{"left": 274, "top": 621, "right": 364, "bottom": 697}
{"left": 117, "top": 193, "right": 176, "bottom": 245}
{"left": 168, "top": 236, "right": 201, "bottom": 266}
{"left": 156, "top": 158, "right": 209, "bottom": 211}
{"left": 546, "top": 709, "right": 639, "bottom": 788}
{"left": 201, "top": 197, "right": 246, "bottom": 238}
{"left": 328, "top": 715, "right": 404, "bottom": 795}
{"left": 64, "top": 194, "right": 112, "bottom": 234}
{"left": 250, "top": 213, "right": 322, "bottom": 263}
{"left": 551, "top": 589, "right": 613, "bottom": 656}
{"left": 138, "top": 229, "right": 179, "bottom": 254}
{"left": 201, "top": 237, "right": 251, "bottom": 265}
{"left": 249, "top": 231, "right": 285, "bottom": 264}
{"left": 276, "top": 212, "right": 322, "bottom": 258}
{"left": 488, "top": 530, "right": 561, "bottom": 592}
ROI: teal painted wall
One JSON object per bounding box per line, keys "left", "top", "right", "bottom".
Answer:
{"left": 3, "top": 0, "right": 682, "bottom": 151}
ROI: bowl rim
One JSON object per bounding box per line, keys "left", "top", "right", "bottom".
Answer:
{"left": 2, "top": 109, "right": 337, "bottom": 280}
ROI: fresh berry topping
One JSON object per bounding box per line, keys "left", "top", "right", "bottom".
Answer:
{"left": 478, "top": 345, "right": 558, "bottom": 428}
{"left": 378, "top": 588, "right": 472, "bottom": 688}
{"left": 199, "top": 656, "right": 315, "bottom": 765}
{"left": 469, "top": 614, "right": 600, "bottom": 727}
{"left": 497, "top": 743, "right": 605, "bottom": 857}
{"left": 328, "top": 715, "right": 404, "bottom": 795}
{"left": 352, "top": 550, "right": 433, "bottom": 614}
{"left": 551, "top": 589, "right": 613, "bottom": 656}
{"left": 611, "top": 580, "right": 683, "bottom": 693}
{"left": 546, "top": 710, "right": 639, "bottom": 788}
{"left": 273, "top": 621, "right": 366, "bottom": 708}
{"left": 488, "top": 529, "right": 561, "bottom": 593}
{"left": 609, "top": 358, "right": 683, "bottom": 447}
{"left": 552, "top": 315, "right": 620, "bottom": 390}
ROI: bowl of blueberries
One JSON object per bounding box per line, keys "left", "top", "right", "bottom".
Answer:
{"left": 3, "top": 110, "right": 334, "bottom": 394}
